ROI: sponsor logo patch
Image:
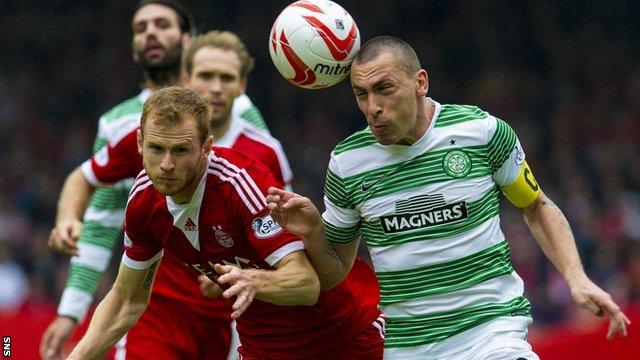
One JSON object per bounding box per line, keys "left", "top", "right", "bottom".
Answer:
{"left": 514, "top": 143, "right": 525, "bottom": 165}
{"left": 251, "top": 214, "right": 283, "bottom": 239}
{"left": 380, "top": 194, "right": 469, "bottom": 234}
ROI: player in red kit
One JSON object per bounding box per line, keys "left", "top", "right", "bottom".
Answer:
{"left": 115, "top": 31, "right": 296, "bottom": 360}
{"left": 66, "top": 87, "right": 383, "bottom": 360}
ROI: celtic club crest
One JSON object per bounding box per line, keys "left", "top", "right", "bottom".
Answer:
{"left": 443, "top": 149, "right": 472, "bottom": 178}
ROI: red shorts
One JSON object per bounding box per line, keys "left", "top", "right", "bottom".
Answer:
{"left": 238, "top": 315, "right": 385, "bottom": 360}
{"left": 115, "top": 295, "right": 233, "bottom": 360}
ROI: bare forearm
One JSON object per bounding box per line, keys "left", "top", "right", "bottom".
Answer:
{"left": 301, "top": 225, "right": 353, "bottom": 290}
{"left": 56, "top": 167, "right": 95, "bottom": 224}
{"left": 67, "top": 287, "right": 147, "bottom": 359}
{"left": 247, "top": 258, "right": 320, "bottom": 306}
{"left": 523, "top": 193, "right": 587, "bottom": 284}
{"left": 68, "top": 262, "right": 156, "bottom": 360}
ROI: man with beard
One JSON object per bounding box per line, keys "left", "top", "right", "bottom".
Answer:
{"left": 40, "top": 1, "right": 268, "bottom": 359}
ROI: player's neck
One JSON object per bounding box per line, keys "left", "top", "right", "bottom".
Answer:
{"left": 143, "top": 66, "right": 181, "bottom": 90}
{"left": 209, "top": 117, "right": 232, "bottom": 143}
{"left": 399, "top": 98, "right": 434, "bottom": 146}
{"left": 170, "top": 160, "right": 207, "bottom": 205}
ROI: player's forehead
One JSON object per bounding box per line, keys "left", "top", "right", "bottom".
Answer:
{"left": 144, "top": 116, "right": 200, "bottom": 143}
{"left": 132, "top": 3, "right": 180, "bottom": 27}
{"left": 192, "top": 47, "right": 241, "bottom": 73}
{"left": 351, "top": 53, "right": 404, "bottom": 88}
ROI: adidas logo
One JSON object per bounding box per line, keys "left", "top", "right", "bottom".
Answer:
{"left": 184, "top": 218, "right": 197, "bottom": 231}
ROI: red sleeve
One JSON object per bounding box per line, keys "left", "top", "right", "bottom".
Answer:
{"left": 81, "top": 129, "right": 143, "bottom": 186}
{"left": 122, "top": 183, "right": 163, "bottom": 269}
{"left": 220, "top": 150, "right": 303, "bottom": 266}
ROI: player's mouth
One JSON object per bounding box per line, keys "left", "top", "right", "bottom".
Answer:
{"left": 157, "top": 177, "right": 178, "bottom": 184}
{"left": 370, "top": 123, "right": 388, "bottom": 133}
{"left": 145, "top": 44, "right": 165, "bottom": 57}
{"left": 209, "top": 101, "right": 226, "bottom": 111}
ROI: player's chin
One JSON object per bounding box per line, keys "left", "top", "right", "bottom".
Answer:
{"left": 372, "top": 133, "right": 396, "bottom": 146}
{"left": 152, "top": 182, "right": 180, "bottom": 196}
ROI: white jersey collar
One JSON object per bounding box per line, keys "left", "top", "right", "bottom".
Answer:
{"left": 165, "top": 171, "right": 208, "bottom": 251}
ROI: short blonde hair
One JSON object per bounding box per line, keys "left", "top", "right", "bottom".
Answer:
{"left": 140, "top": 86, "right": 211, "bottom": 144}
{"left": 183, "top": 30, "right": 255, "bottom": 79}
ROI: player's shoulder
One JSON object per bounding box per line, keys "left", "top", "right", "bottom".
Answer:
{"left": 233, "top": 93, "right": 270, "bottom": 132}
{"left": 210, "top": 146, "right": 256, "bottom": 168}
{"left": 126, "top": 170, "right": 162, "bottom": 212}
{"left": 332, "top": 127, "right": 377, "bottom": 156}
{"left": 98, "top": 90, "right": 147, "bottom": 142}
{"left": 209, "top": 147, "right": 274, "bottom": 180}
{"left": 236, "top": 124, "right": 284, "bottom": 153}
{"left": 435, "top": 103, "right": 490, "bottom": 128}
{"left": 208, "top": 148, "right": 273, "bottom": 214}
{"left": 100, "top": 90, "right": 147, "bottom": 123}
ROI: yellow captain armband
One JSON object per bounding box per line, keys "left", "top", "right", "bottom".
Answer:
{"left": 501, "top": 161, "right": 541, "bottom": 208}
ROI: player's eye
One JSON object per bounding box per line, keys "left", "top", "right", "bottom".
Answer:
{"left": 149, "top": 144, "right": 163, "bottom": 153}
{"left": 379, "top": 85, "right": 395, "bottom": 95}
{"left": 173, "top": 147, "right": 189, "bottom": 155}
{"left": 220, "top": 74, "right": 236, "bottom": 83}
{"left": 197, "top": 72, "right": 213, "bottom": 81}
{"left": 133, "top": 23, "right": 146, "bottom": 34}
{"left": 156, "top": 19, "right": 171, "bottom": 29}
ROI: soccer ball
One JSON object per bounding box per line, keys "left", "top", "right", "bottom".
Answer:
{"left": 269, "top": 0, "right": 361, "bottom": 89}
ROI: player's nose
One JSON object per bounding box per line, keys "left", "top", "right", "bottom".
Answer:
{"left": 160, "top": 154, "right": 175, "bottom": 171}
{"left": 367, "top": 96, "right": 382, "bottom": 117}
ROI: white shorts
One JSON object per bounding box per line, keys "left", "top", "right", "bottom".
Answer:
{"left": 383, "top": 316, "right": 538, "bottom": 359}
{"left": 444, "top": 330, "right": 539, "bottom": 360}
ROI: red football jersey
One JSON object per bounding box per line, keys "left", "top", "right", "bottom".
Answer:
{"left": 123, "top": 148, "right": 379, "bottom": 358}
{"left": 79, "top": 121, "right": 294, "bottom": 316}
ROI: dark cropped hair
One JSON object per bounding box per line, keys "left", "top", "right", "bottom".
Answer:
{"left": 134, "top": 0, "right": 196, "bottom": 36}
{"left": 353, "top": 36, "right": 421, "bottom": 75}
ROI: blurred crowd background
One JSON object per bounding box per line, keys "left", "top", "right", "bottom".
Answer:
{"left": 1, "top": 0, "right": 639, "bottom": 336}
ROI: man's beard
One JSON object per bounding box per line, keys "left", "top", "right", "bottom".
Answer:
{"left": 138, "top": 41, "right": 183, "bottom": 87}
{"left": 208, "top": 110, "right": 232, "bottom": 133}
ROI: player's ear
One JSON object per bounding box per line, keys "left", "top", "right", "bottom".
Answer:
{"left": 180, "top": 69, "right": 190, "bottom": 87}
{"left": 181, "top": 33, "right": 192, "bottom": 50}
{"left": 416, "top": 69, "right": 428, "bottom": 97}
{"left": 202, "top": 135, "right": 213, "bottom": 155}
{"left": 240, "top": 78, "right": 247, "bottom": 94}
{"left": 137, "top": 129, "right": 144, "bottom": 155}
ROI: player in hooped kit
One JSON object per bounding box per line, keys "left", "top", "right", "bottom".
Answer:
{"left": 66, "top": 87, "right": 384, "bottom": 360}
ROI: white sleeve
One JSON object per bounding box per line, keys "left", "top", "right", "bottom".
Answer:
{"left": 492, "top": 139, "right": 527, "bottom": 186}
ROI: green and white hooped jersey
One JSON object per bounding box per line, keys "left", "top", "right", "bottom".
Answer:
{"left": 323, "top": 99, "right": 533, "bottom": 358}
{"left": 57, "top": 91, "right": 268, "bottom": 322}
{"left": 57, "top": 89, "right": 149, "bottom": 322}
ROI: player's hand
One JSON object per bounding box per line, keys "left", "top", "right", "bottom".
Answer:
{"left": 39, "top": 316, "right": 77, "bottom": 360}
{"left": 214, "top": 264, "right": 256, "bottom": 319}
{"left": 48, "top": 220, "right": 83, "bottom": 256}
{"left": 198, "top": 274, "right": 223, "bottom": 298}
{"left": 266, "top": 187, "right": 323, "bottom": 239}
{"left": 569, "top": 276, "right": 631, "bottom": 339}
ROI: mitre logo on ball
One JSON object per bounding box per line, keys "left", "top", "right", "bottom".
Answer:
{"left": 269, "top": 0, "right": 361, "bottom": 89}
